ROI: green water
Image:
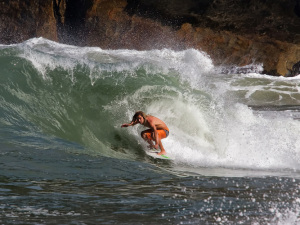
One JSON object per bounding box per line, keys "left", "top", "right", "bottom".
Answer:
{"left": 1, "top": 38, "right": 300, "bottom": 224}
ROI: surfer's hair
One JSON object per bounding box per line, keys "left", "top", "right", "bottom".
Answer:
{"left": 132, "top": 111, "right": 147, "bottom": 123}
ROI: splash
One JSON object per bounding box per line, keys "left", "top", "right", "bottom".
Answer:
{"left": 1, "top": 37, "right": 300, "bottom": 172}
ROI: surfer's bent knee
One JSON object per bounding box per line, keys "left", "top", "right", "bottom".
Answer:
{"left": 141, "top": 129, "right": 169, "bottom": 141}
{"left": 141, "top": 131, "right": 153, "bottom": 141}
{"left": 141, "top": 131, "right": 149, "bottom": 140}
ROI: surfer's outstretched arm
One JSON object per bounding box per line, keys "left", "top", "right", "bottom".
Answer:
{"left": 121, "top": 120, "right": 138, "bottom": 128}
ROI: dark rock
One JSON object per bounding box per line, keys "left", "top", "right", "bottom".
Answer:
{"left": 0, "top": 0, "right": 57, "bottom": 43}
{"left": 287, "top": 61, "right": 300, "bottom": 77}
{"left": 58, "top": 0, "right": 93, "bottom": 45}
{"left": 125, "top": 0, "right": 300, "bottom": 44}
{"left": 0, "top": 0, "right": 300, "bottom": 76}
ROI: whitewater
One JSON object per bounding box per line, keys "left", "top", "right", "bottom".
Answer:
{"left": 1, "top": 38, "right": 300, "bottom": 224}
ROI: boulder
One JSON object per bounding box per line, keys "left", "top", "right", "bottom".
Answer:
{"left": 0, "top": 0, "right": 57, "bottom": 43}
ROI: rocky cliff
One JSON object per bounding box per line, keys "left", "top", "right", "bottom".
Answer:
{"left": 0, "top": 0, "right": 57, "bottom": 43}
{"left": 1, "top": 0, "right": 300, "bottom": 76}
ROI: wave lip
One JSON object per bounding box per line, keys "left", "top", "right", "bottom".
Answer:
{"left": 1, "top": 38, "right": 300, "bottom": 173}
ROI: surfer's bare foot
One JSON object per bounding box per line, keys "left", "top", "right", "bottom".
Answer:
{"left": 157, "top": 150, "right": 166, "bottom": 155}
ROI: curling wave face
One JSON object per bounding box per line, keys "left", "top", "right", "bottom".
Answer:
{"left": 1, "top": 38, "right": 300, "bottom": 172}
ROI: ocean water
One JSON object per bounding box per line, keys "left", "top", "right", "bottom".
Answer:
{"left": 0, "top": 38, "right": 300, "bottom": 224}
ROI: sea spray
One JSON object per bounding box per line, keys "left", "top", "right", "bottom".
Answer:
{"left": 1, "top": 37, "right": 300, "bottom": 171}
{"left": 1, "top": 38, "right": 300, "bottom": 225}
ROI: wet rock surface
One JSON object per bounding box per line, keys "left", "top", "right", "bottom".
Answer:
{"left": 1, "top": 0, "right": 300, "bottom": 76}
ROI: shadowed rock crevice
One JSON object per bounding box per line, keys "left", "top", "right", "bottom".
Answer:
{"left": 295, "top": 0, "right": 300, "bottom": 17}
{"left": 53, "top": 0, "right": 93, "bottom": 45}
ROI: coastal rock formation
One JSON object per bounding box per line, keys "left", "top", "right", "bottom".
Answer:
{"left": 0, "top": 0, "right": 300, "bottom": 76}
{"left": 0, "top": 0, "right": 57, "bottom": 43}
{"left": 290, "top": 61, "right": 300, "bottom": 76}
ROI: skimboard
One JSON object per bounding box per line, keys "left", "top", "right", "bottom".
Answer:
{"left": 145, "top": 149, "right": 172, "bottom": 160}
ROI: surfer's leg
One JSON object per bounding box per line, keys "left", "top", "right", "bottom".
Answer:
{"left": 141, "top": 129, "right": 154, "bottom": 148}
{"left": 156, "top": 130, "right": 167, "bottom": 155}
{"left": 157, "top": 140, "right": 166, "bottom": 155}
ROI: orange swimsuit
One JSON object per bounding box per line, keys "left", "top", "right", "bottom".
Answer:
{"left": 144, "top": 129, "right": 169, "bottom": 141}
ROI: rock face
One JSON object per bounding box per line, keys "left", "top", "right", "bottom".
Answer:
{"left": 290, "top": 61, "right": 300, "bottom": 76}
{"left": 0, "top": 0, "right": 57, "bottom": 43}
{"left": 1, "top": 0, "right": 300, "bottom": 76}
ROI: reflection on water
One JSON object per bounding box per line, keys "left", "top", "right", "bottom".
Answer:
{"left": 1, "top": 170, "right": 300, "bottom": 224}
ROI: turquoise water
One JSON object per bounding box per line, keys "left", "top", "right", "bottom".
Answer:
{"left": 1, "top": 38, "right": 300, "bottom": 224}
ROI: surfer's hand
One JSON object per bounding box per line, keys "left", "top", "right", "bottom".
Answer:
{"left": 154, "top": 144, "right": 159, "bottom": 149}
{"left": 121, "top": 123, "right": 129, "bottom": 128}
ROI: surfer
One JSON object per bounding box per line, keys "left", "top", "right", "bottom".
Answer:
{"left": 121, "top": 111, "right": 169, "bottom": 155}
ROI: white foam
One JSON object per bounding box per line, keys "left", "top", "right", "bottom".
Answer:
{"left": 17, "top": 38, "right": 300, "bottom": 172}
{"left": 172, "top": 102, "right": 300, "bottom": 170}
{"left": 6, "top": 205, "right": 81, "bottom": 217}
{"left": 18, "top": 38, "right": 214, "bottom": 87}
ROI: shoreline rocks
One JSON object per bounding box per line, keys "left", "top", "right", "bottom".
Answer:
{"left": 1, "top": 0, "right": 300, "bottom": 76}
